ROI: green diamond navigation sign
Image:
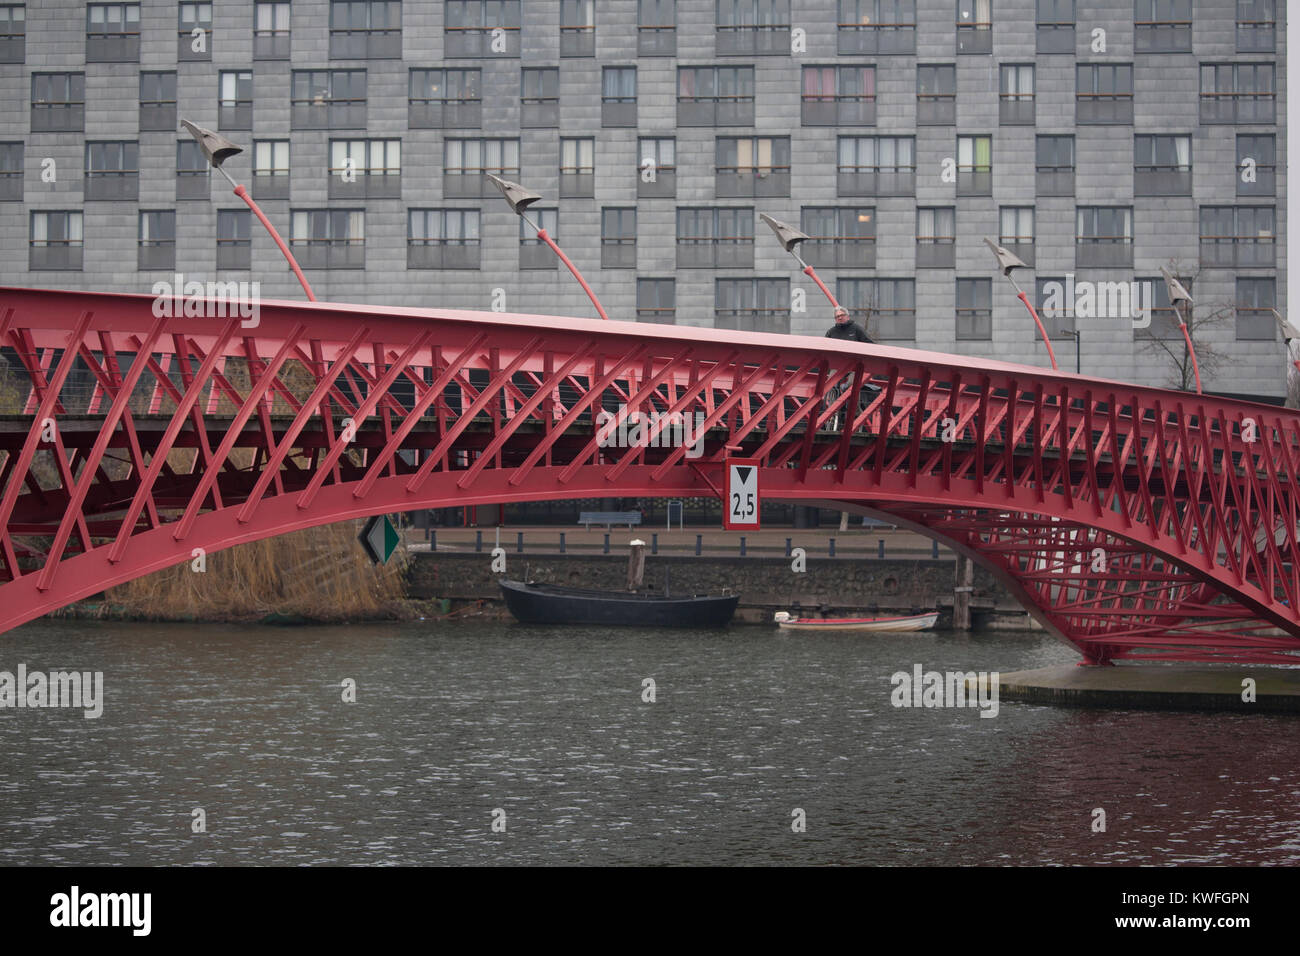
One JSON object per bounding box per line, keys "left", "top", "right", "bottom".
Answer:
{"left": 359, "top": 515, "right": 400, "bottom": 565}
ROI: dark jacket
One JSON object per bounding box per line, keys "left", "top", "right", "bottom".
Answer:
{"left": 825, "top": 319, "right": 874, "bottom": 344}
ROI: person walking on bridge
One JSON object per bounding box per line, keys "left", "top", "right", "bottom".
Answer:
{"left": 825, "top": 306, "right": 874, "bottom": 344}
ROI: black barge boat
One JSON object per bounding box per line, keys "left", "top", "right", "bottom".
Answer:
{"left": 499, "top": 579, "right": 739, "bottom": 628}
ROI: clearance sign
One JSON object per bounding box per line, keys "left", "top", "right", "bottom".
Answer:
{"left": 723, "top": 458, "right": 760, "bottom": 531}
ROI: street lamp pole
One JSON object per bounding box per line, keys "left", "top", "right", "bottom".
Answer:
{"left": 984, "top": 237, "right": 1058, "bottom": 371}
{"left": 759, "top": 213, "right": 848, "bottom": 318}
{"left": 1160, "top": 265, "right": 1201, "bottom": 394}
{"left": 181, "top": 120, "right": 316, "bottom": 301}
{"left": 486, "top": 173, "right": 608, "bottom": 321}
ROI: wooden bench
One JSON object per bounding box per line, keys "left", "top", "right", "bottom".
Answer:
{"left": 579, "top": 511, "right": 642, "bottom": 531}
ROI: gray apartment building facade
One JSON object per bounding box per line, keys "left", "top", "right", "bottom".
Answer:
{"left": 0, "top": 1, "right": 1288, "bottom": 399}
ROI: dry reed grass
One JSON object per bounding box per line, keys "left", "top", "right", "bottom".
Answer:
{"left": 105, "top": 519, "right": 409, "bottom": 622}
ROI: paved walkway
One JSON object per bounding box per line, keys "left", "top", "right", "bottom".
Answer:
{"left": 404, "top": 523, "right": 955, "bottom": 559}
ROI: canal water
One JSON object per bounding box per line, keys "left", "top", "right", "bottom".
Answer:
{"left": 1, "top": 618, "right": 1298, "bottom": 866}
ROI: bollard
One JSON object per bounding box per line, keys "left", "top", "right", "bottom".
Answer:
{"left": 517, "top": 531, "right": 524, "bottom": 553}
{"left": 785, "top": 537, "right": 792, "bottom": 557}
{"left": 829, "top": 537, "right": 836, "bottom": 557}
{"left": 932, "top": 540, "right": 939, "bottom": 559}
{"left": 430, "top": 530, "right": 436, "bottom": 552}
{"left": 651, "top": 533, "right": 658, "bottom": 555}
{"left": 603, "top": 533, "right": 610, "bottom": 555}
{"left": 560, "top": 532, "right": 566, "bottom": 554}
{"left": 878, "top": 538, "right": 885, "bottom": 559}
{"left": 740, "top": 536, "right": 746, "bottom": 557}
{"left": 475, "top": 530, "right": 483, "bottom": 553}
{"left": 695, "top": 534, "right": 702, "bottom": 556}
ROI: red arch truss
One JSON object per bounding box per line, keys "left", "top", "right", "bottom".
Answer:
{"left": 1, "top": 286, "right": 1299, "bottom": 665}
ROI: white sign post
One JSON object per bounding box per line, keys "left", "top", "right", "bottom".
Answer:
{"left": 723, "top": 458, "right": 760, "bottom": 530}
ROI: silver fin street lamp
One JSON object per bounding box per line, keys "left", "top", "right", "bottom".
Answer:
{"left": 486, "top": 173, "right": 609, "bottom": 321}
{"left": 983, "top": 237, "right": 1058, "bottom": 371}
{"left": 759, "top": 213, "right": 851, "bottom": 322}
{"left": 181, "top": 119, "right": 316, "bottom": 301}
{"left": 1160, "top": 265, "right": 1201, "bottom": 394}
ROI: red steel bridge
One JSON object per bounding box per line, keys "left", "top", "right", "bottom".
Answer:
{"left": 2, "top": 285, "right": 1299, "bottom": 666}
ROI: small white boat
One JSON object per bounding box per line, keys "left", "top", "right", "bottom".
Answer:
{"left": 773, "top": 610, "right": 939, "bottom": 632}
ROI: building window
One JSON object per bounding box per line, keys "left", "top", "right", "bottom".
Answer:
{"left": 559, "top": 138, "right": 595, "bottom": 199}
{"left": 31, "top": 73, "right": 84, "bottom": 132}
{"left": 917, "top": 64, "right": 956, "bottom": 125}
{"left": 85, "top": 141, "right": 139, "bottom": 201}
{"left": 408, "top": 208, "right": 480, "bottom": 270}
{"left": 444, "top": 138, "right": 520, "bottom": 199}
{"left": 254, "top": 1, "right": 291, "bottom": 59}
{"left": 1035, "top": 277, "right": 1076, "bottom": 339}
{"left": 1237, "top": 0, "right": 1275, "bottom": 53}
{"left": 957, "top": 0, "right": 992, "bottom": 54}
{"left": 1135, "top": 0, "right": 1191, "bottom": 54}
{"left": 999, "top": 64, "right": 1034, "bottom": 125}
{"left": 1076, "top": 206, "right": 1133, "bottom": 267}
{"left": 0, "top": 4, "right": 25, "bottom": 64}
{"left": 601, "top": 208, "right": 636, "bottom": 269}
{"left": 329, "top": 139, "right": 401, "bottom": 199}
{"left": 138, "top": 210, "right": 176, "bottom": 271}
{"left": 1199, "top": 206, "right": 1275, "bottom": 268}
{"left": 637, "top": 278, "right": 676, "bottom": 322}
{"left": 839, "top": 278, "right": 915, "bottom": 341}
{"left": 30, "top": 211, "right": 83, "bottom": 271}
{"left": 219, "top": 71, "right": 252, "bottom": 131}
{"left": 602, "top": 66, "right": 637, "bottom": 127}
{"left": 560, "top": 0, "right": 594, "bottom": 56}
{"left": 717, "top": 0, "right": 790, "bottom": 56}
{"left": 1077, "top": 63, "right": 1134, "bottom": 124}
{"left": 0, "top": 142, "right": 22, "bottom": 202}
{"left": 176, "top": 140, "right": 211, "bottom": 201}
{"left": 956, "top": 278, "right": 992, "bottom": 340}
{"left": 521, "top": 67, "right": 559, "bottom": 128}
{"left": 178, "top": 2, "right": 211, "bottom": 60}
{"left": 87, "top": 2, "right": 140, "bottom": 62}
{"left": 838, "top": 0, "right": 916, "bottom": 55}
{"left": 1200, "top": 63, "right": 1275, "bottom": 124}
{"left": 998, "top": 207, "right": 1034, "bottom": 267}
{"left": 716, "top": 278, "right": 789, "bottom": 334}
{"left": 676, "top": 207, "right": 754, "bottom": 269}
{"left": 140, "top": 71, "right": 177, "bottom": 131}
{"left": 638, "top": 0, "right": 675, "bottom": 55}
{"left": 253, "top": 140, "right": 290, "bottom": 199}
{"left": 638, "top": 137, "right": 676, "bottom": 199}
{"left": 292, "top": 69, "right": 367, "bottom": 129}
{"left": 957, "top": 135, "right": 991, "bottom": 196}
{"left": 1237, "top": 134, "right": 1275, "bottom": 197}
{"left": 802, "top": 65, "right": 875, "bottom": 126}
{"left": 445, "top": 0, "right": 520, "bottom": 57}
{"left": 1036, "top": 134, "right": 1074, "bottom": 196}
{"left": 677, "top": 66, "right": 755, "bottom": 126}
{"left": 1236, "top": 277, "right": 1276, "bottom": 340}
{"left": 916, "top": 207, "right": 955, "bottom": 268}
{"left": 837, "top": 136, "right": 915, "bottom": 197}
{"left": 716, "top": 137, "right": 791, "bottom": 198}
{"left": 1134, "top": 135, "right": 1191, "bottom": 196}
{"left": 290, "top": 209, "right": 365, "bottom": 269}
{"left": 1036, "top": 0, "right": 1074, "bottom": 53}
{"left": 800, "top": 207, "right": 875, "bottom": 269}
{"left": 330, "top": 0, "right": 401, "bottom": 58}
{"left": 217, "top": 209, "right": 251, "bottom": 270}
{"left": 409, "top": 68, "right": 481, "bottom": 129}
{"left": 520, "top": 209, "right": 558, "bottom": 270}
